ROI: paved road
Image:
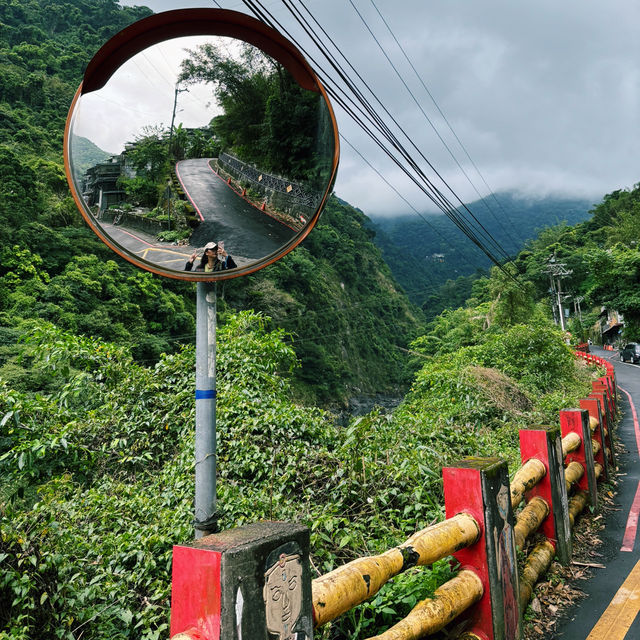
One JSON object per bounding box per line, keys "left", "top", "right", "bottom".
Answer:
{"left": 98, "top": 158, "right": 300, "bottom": 272}
{"left": 176, "top": 158, "right": 298, "bottom": 264}
{"left": 556, "top": 345, "right": 640, "bottom": 638}
{"left": 102, "top": 222, "right": 193, "bottom": 272}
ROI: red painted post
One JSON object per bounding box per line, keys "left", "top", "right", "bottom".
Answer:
{"left": 606, "top": 373, "right": 618, "bottom": 409}
{"left": 593, "top": 381, "right": 614, "bottom": 420}
{"left": 443, "top": 458, "right": 520, "bottom": 640}
{"left": 559, "top": 409, "right": 598, "bottom": 507}
{"left": 579, "top": 398, "right": 610, "bottom": 482}
{"left": 171, "top": 545, "right": 222, "bottom": 639}
{"left": 597, "top": 376, "right": 617, "bottom": 417}
{"left": 589, "top": 392, "right": 608, "bottom": 435}
{"left": 170, "top": 522, "right": 312, "bottom": 640}
{"left": 590, "top": 391, "right": 616, "bottom": 471}
{"left": 606, "top": 375, "right": 617, "bottom": 412}
{"left": 518, "top": 426, "right": 572, "bottom": 564}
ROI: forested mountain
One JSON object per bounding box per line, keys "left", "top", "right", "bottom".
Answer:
{"left": 370, "top": 192, "right": 593, "bottom": 318}
{"left": 70, "top": 135, "right": 113, "bottom": 175}
{"left": 0, "top": 0, "right": 422, "bottom": 403}
{"left": 507, "top": 183, "right": 640, "bottom": 340}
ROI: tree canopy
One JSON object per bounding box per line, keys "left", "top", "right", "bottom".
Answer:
{"left": 179, "top": 41, "right": 333, "bottom": 185}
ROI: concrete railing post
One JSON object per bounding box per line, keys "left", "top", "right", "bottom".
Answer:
{"left": 589, "top": 392, "right": 616, "bottom": 471}
{"left": 592, "top": 380, "right": 616, "bottom": 424}
{"left": 443, "top": 458, "right": 521, "bottom": 640}
{"left": 593, "top": 380, "right": 615, "bottom": 419}
{"left": 170, "top": 522, "right": 313, "bottom": 640}
{"left": 579, "top": 398, "right": 610, "bottom": 482}
{"left": 559, "top": 409, "right": 598, "bottom": 507}
{"left": 518, "top": 426, "right": 572, "bottom": 564}
{"left": 595, "top": 384, "right": 617, "bottom": 466}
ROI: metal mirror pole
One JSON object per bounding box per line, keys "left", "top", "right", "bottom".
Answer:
{"left": 194, "top": 281, "right": 218, "bottom": 539}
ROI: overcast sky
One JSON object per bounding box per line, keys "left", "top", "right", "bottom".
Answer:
{"left": 74, "top": 36, "right": 228, "bottom": 151}
{"left": 119, "top": 0, "right": 640, "bottom": 217}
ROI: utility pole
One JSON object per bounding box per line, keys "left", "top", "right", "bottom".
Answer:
{"left": 574, "top": 295, "right": 584, "bottom": 322}
{"left": 167, "top": 84, "right": 187, "bottom": 234}
{"left": 194, "top": 282, "right": 218, "bottom": 538}
{"left": 168, "top": 84, "right": 188, "bottom": 156}
{"left": 545, "top": 255, "right": 573, "bottom": 332}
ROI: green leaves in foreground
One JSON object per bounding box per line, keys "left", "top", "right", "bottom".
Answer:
{"left": 1, "top": 309, "right": 597, "bottom": 639}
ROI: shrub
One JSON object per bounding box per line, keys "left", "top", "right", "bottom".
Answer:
{"left": 466, "top": 322, "right": 575, "bottom": 393}
{"left": 156, "top": 230, "right": 190, "bottom": 243}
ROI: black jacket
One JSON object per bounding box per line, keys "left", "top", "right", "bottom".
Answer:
{"left": 184, "top": 255, "right": 237, "bottom": 272}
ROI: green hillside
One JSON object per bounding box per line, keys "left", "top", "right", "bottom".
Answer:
{"left": 0, "top": 1, "right": 632, "bottom": 638}
{"left": 370, "top": 192, "right": 594, "bottom": 317}
{"left": 69, "top": 135, "right": 114, "bottom": 176}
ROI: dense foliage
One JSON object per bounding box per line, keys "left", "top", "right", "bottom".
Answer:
{"left": 1, "top": 302, "right": 597, "bottom": 639}
{"left": 507, "top": 182, "right": 640, "bottom": 342}
{"left": 226, "top": 196, "right": 423, "bottom": 399}
{"left": 397, "top": 180, "right": 640, "bottom": 346}
{"left": 178, "top": 42, "right": 332, "bottom": 185}
{"left": 0, "top": 1, "right": 634, "bottom": 639}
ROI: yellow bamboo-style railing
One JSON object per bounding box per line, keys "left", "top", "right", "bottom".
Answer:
{"left": 309, "top": 351, "right": 616, "bottom": 640}
{"left": 565, "top": 460, "right": 585, "bottom": 492}
{"left": 514, "top": 496, "right": 550, "bottom": 550}
{"left": 562, "top": 431, "right": 582, "bottom": 457}
{"left": 312, "top": 513, "right": 480, "bottom": 627}
{"left": 364, "top": 570, "right": 484, "bottom": 640}
{"left": 510, "top": 458, "right": 546, "bottom": 510}
{"left": 568, "top": 490, "right": 590, "bottom": 527}
{"left": 518, "top": 540, "right": 555, "bottom": 612}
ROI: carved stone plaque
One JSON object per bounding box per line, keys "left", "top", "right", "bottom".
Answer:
{"left": 264, "top": 549, "right": 304, "bottom": 639}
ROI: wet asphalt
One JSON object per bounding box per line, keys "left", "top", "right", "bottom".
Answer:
{"left": 176, "top": 158, "right": 297, "bottom": 264}
{"left": 101, "top": 222, "right": 192, "bottom": 271}
{"left": 555, "top": 345, "right": 640, "bottom": 637}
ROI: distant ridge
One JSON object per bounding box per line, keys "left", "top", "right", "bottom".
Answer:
{"left": 70, "top": 135, "right": 115, "bottom": 177}
{"left": 367, "top": 191, "right": 594, "bottom": 311}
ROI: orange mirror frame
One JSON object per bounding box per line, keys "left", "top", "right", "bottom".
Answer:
{"left": 64, "top": 8, "right": 339, "bottom": 281}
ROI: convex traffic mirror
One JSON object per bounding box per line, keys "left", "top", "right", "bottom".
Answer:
{"left": 64, "top": 9, "right": 339, "bottom": 280}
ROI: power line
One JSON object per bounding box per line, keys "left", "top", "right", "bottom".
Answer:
{"left": 340, "top": 133, "right": 492, "bottom": 276}
{"left": 364, "top": 0, "right": 526, "bottom": 254}
{"left": 283, "top": 0, "right": 513, "bottom": 265}
{"left": 237, "top": 0, "right": 519, "bottom": 284}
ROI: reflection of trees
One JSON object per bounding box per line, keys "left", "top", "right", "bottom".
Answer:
{"left": 119, "top": 125, "right": 168, "bottom": 207}
{"left": 178, "top": 42, "right": 332, "bottom": 188}
{"left": 117, "top": 124, "right": 218, "bottom": 208}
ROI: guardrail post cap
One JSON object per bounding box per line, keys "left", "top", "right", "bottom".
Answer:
{"left": 170, "top": 521, "right": 312, "bottom": 640}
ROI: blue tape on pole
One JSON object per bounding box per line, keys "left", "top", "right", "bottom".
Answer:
{"left": 195, "top": 389, "right": 216, "bottom": 399}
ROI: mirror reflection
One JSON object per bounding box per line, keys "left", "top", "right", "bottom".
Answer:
{"left": 68, "top": 35, "right": 335, "bottom": 274}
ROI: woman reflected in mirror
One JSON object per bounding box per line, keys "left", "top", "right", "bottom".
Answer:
{"left": 185, "top": 241, "right": 237, "bottom": 272}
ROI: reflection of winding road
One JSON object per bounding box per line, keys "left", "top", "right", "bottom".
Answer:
{"left": 100, "top": 157, "right": 299, "bottom": 272}
{"left": 176, "top": 158, "right": 297, "bottom": 264}
{"left": 103, "top": 222, "right": 193, "bottom": 271}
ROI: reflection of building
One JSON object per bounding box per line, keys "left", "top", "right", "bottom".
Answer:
{"left": 82, "top": 155, "right": 126, "bottom": 212}
{"left": 597, "top": 307, "right": 624, "bottom": 346}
